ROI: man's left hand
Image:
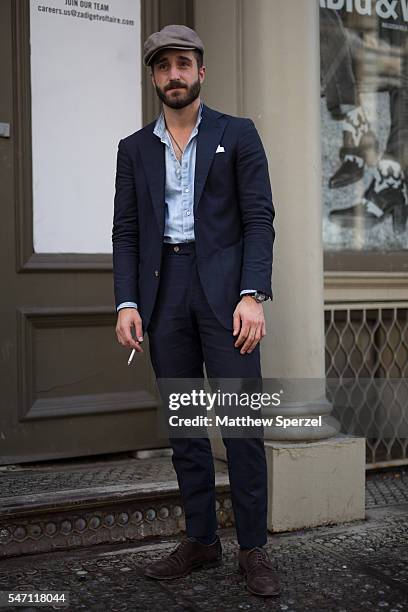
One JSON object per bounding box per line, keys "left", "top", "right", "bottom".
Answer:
{"left": 233, "top": 296, "right": 266, "bottom": 354}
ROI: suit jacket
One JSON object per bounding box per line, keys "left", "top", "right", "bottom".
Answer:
{"left": 112, "top": 103, "right": 275, "bottom": 333}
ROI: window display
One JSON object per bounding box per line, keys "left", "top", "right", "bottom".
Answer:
{"left": 320, "top": 0, "right": 408, "bottom": 251}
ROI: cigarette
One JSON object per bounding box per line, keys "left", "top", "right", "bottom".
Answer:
{"left": 127, "top": 349, "right": 136, "bottom": 366}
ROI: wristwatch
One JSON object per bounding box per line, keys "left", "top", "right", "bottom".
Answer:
{"left": 247, "top": 291, "right": 269, "bottom": 303}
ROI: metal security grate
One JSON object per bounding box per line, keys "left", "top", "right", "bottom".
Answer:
{"left": 325, "top": 303, "right": 408, "bottom": 468}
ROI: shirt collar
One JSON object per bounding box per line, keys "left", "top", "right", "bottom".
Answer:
{"left": 153, "top": 101, "right": 203, "bottom": 143}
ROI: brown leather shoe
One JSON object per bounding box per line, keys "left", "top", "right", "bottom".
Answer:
{"left": 238, "top": 547, "right": 281, "bottom": 597}
{"left": 144, "top": 537, "right": 222, "bottom": 580}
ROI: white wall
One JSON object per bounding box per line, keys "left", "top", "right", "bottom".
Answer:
{"left": 30, "top": 0, "right": 142, "bottom": 253}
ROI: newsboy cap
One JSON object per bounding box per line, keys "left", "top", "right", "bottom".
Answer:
{"left": 143, "top": 24, "right": 204, "bottom": 67}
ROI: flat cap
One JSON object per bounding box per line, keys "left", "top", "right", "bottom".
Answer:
{"left": 144, "top": 24, "right": 204, "bottom": 67}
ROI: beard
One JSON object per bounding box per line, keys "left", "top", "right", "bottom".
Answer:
{"left": 155, "top": 77, "right": 201, "bottom": 109}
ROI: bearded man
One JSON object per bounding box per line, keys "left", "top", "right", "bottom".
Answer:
{"left": 112, "top": 24, "right": 279, "bottom": 598}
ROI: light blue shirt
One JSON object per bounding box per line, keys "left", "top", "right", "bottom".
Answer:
{"left": 117, "top": 103, "right": 255, "bottom": 312}
{"left": 156, "top": 101, "right": 201, "bottom": 243}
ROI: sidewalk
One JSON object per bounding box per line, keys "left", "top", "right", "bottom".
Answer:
{"left": 0, "top": 464, "right": 407, "bottom": 611}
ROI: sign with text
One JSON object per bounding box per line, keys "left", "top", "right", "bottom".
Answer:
{"left": 30, "top": 0, "right": 141, "bottom": 253}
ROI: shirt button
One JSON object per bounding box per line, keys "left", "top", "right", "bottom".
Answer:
{"left": 154, "top": 270, "right": 159, "bottom": 277}
{"left": 186, "top": 211, "right": 191, "bottom": 216}
{"left": 185, "top": 188, "right": 189, "bottom": 193}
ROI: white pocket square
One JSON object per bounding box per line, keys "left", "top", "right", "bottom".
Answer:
{"left": 216, "top": 145, "right": 225, "bottom": 153}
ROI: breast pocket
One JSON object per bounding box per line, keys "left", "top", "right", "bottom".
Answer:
{"left": 208, "top": 152, "right": 234, "bottom": 191}
{"left": 212, "top": 151, "right": 228, "bottom": 167}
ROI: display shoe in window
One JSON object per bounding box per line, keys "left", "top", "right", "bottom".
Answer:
{"left": 329, "top": 158, "right": 408, "bottom": 233}
{"left": 329, "top": 106, "right": 379, "bottom": 189}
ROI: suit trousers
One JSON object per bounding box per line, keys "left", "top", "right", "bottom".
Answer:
{"left": 147, "top": 241, "right": 268, "bottom": 548}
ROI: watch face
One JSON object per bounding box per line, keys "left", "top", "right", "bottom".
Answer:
{"left": 255, "top": 292, "right": 267, "bottom": 302}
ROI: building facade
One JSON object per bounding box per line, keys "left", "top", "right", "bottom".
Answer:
{"left": 1, "top": 0, "right": 407, "bottom": 466}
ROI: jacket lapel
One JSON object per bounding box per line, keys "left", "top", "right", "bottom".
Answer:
{"left": 138, "top": 104, "right": 227, "bottom": 236}
{"left": 139, "top": 124, "right": 166, "bottom": 237}
{"left": 194, "top": 105, "right": 227, "bottom": 215}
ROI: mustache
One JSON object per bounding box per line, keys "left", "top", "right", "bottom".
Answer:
{"left": 165, "top": 81, "right": 187, "bottom": 91}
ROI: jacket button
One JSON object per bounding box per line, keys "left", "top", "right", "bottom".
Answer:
{"left": 154, "top": 270, "right": 159, "bottom": 277}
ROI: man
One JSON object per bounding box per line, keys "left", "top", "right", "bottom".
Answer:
{"left": 112, "top": 25, "right": 280, "bottom": 598}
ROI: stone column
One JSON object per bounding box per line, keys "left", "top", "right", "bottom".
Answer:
{"left": 240, "top": 0, "right": 338, "bottom": 440}
{"left": 196, "top": 0, "right": 365, "bottom": 530}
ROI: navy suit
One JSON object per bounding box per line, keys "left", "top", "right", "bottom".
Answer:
{"left": 112, "top": 104, "right": 275, "bottom": 548}
{"left": 112, "top": 104, "right": 274, "bottom": 332}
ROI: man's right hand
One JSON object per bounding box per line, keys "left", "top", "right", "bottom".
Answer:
{"left": 116, "top": 308, "right": 144, "bottom": 353}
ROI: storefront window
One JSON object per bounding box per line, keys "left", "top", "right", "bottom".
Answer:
{"left": 320, "top": 0, "right": 408, "bottom": 255}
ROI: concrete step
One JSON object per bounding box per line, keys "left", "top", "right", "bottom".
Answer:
{"left": 1, "top": 450, "right": 407, "bottom": 559}
{"left": 0, "top": 450, "right": 233, "bottom": 558}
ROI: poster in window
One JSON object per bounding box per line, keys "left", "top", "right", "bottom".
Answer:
{"left": 320, "top": 0, "right": 408, "bottom": 251}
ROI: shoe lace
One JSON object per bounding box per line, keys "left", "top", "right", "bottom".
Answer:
{"left": 165, "top": 539, "right": 192, "bottom": 570}
{"left": 246, "top": 547, "right": 276, "bottom": 574}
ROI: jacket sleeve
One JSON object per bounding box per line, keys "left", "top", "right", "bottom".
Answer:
{"left": 112, "top": 138, "right": 140, "bottom": 309}
{"left": 235, "top": 118, "right": 275, "bottom": 299}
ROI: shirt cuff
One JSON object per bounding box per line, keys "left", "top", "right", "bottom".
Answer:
{"left": 240, "top": 290, "right": 257, "bottom": 295}
{"left": 117, "top": 301, "right": 138, "bottom": 311}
